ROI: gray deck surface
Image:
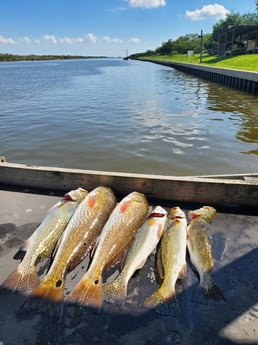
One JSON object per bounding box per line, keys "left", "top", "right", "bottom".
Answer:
{"left": 0, "top": 187, "right": 257, "bottom": 345}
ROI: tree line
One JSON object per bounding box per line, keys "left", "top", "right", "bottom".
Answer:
{"left": 0, "top": 54, "right": 107, "bottom": 62}
{"left": 129, "top": 11, "right": 258, "bottom": 59}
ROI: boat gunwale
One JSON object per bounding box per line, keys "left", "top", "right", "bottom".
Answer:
{"left": 1, "top": 160, "right": 258, "bottom": 211}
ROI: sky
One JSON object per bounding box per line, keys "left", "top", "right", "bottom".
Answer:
{"left": 0, "top": 0, "right": 257, "bottom": 57}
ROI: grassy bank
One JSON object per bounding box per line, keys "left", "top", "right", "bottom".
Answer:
{"left": 140, "top": 54, "right": 258, "bottom": 72}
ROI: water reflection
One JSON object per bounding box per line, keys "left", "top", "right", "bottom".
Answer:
{"left": 204, "top": 76, "right": 258, "bottom": 148}
{"left": 160, "top": 68, "right": 258, "bottom": 154}
{"left": 1, "top": 59, "right": 258, "bottom": 174}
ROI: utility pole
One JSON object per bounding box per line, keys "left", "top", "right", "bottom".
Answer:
{"left": 200, "top": 29, "right": 203, "bottom": 63}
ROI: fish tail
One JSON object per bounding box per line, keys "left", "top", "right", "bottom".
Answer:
{"left": 0, "top": 266, "right": 40, "bottom": 292}
{"left": 103, "top": 276, "right": 127, "bottom": 305}
{"left": 200, "top": 272, "right": 225, "bottom": 301}
{"left": 18, "top": 279, "right": 65, "bottom": 318}
{"left": 66, "top": 274, "right": 103, "bottom": 309}
{"left": 143, "top": 287, "right": 176, "bottom": 308}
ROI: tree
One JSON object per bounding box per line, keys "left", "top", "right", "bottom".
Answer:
{"left": 155, "top": 40, "right": 174, "bottom": 55}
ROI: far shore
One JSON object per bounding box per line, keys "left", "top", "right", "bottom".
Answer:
{"left": 0, "top": 54, "right": 108, "bottom": 62}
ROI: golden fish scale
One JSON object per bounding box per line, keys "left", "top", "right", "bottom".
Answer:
{"left": 44, "top": 187, "right": 116, "bottom": 280}
{"left": 161, "top": 219, "right": 186, "bottom": 276}
{"left": 188, "top": 219, "right": 213, "bottom": 272}
{"left": 33, "top": 202, "right": 79, "bottom": 260}
{"left": 89, "top": 193, "right": 149, "bottom": 274}
{"left": 25, "top": 189, "right": 88, "bottom": 267}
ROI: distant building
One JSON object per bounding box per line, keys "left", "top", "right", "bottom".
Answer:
{"left": 217, "top": 25, "right": 258, "bottom": 56}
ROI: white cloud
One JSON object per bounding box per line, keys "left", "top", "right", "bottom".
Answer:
{"left": 0, "top": 35, "right": 16, "bottom": 44}
{"left": 43, "top": 34, "right": 57, "bottom": 44}
{"left": 22, "top": 36, "right": 32, "bottom": 44}
{"left": 128, "top": 0, "right": 166, "bottom": 9}
{"left": 86, "top": 33, "right": 97, "bottom": 43}
{"left": 130, "top": 37, "right": 141, "bottom": 44}
{"left": 186, "top": 4, "right": 230, "bottom": 21}
{"left": 102, "top": 36, "right": 123, "bottom": 44}
{"left": 60, "top": 36, "right": 84, "bottom": 44}
{"left": 34, "top": 39, "right": 40, "bottom": 44}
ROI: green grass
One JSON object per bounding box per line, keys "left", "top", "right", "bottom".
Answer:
{"left": 141, "top": 53, "right": 258, "bottom": 72}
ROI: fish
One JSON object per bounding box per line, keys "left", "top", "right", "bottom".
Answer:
{"left": 143, "top": 206, "right": 187, "bottom": 308}
{"left": 66, "top": 191, "right": 149, "bottom": 309}
{"left": 187, "top": 205, "right": 224, "bottom": 301}
{"left": 0, "top": 187, "right": 88, "bottom": 293}
{"left": 18, "top": 186, "right": 116, "bottom": 315}
{"left": 104, "top": 205, "right": 168, "bottom": 305}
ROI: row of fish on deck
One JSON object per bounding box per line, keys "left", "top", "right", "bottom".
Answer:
{"left": 0, "top": 186, "right": 224, "bottom": 315}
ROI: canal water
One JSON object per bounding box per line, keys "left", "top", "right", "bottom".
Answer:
{"left": 0, "top": 58, "right": 258, "bottom": 175}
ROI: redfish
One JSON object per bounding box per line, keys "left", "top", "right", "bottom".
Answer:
{"left": 67, "top": 191, "right": 149, "bottom": 309}
{"left": 187, "top": 206, "right": 224, "bottom": 301}
{"left": 104, "top": 205, "right": 167, "bottom": 305}
{"left": 19, "top": 186, "right": 116, "bottom": 315}
{"left": 1, "top": 187, "right": 88, "bottom": 292}
{"left": 144, "top": 207, "right": 187, "bottom": 308}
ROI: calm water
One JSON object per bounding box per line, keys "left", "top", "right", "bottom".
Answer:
{"left": 1, "top": 58, "right": 258, "bottom": 176}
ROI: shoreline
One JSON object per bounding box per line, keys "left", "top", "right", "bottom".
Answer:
{"left": 136, "top": 58, "right": 258, "bottom": 95}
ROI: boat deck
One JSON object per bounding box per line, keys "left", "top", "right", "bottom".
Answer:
{"left": 0, "top": 186, "right": 258, "bottom": 345}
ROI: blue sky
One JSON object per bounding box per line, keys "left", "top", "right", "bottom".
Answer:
{"left": 0, "top": 0, "right": 256, "bottom": 57}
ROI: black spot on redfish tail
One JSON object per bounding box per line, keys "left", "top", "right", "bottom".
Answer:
{"left": 66, "top": 275, "right": 103, "bottom": 310}
{"left": 200, "top": 272, "right": 225, "bottom": 303}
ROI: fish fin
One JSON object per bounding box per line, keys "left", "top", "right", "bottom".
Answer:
{"left": 103, "top": 276, "right": 127, "bottom": 305}
{"left": 18, "top": 279, "right": 65, "bottom": 318}
{"left": 105, "top": 246, "right": 129, "bottom": 270}
{"left": 0, "top": 265, "right": 40, "bottom": 292}
{"left": 119, "top": 247, "right": 129, "bottom": 271}
{"left": 51, "top": 232, "right": 64, "bottom": 261}
{"left": 13, "top": 239, "right": 30, "bottom": 260}
{"left": 66, "top": 275, "right": 103, "bottom": 309}
{"left": 200, "top": 272, "right": 225, "bottom": 301}
{"left": 13, "top": 249, "right": 26, "bottom": 261}
{"left": 144, "top": 287, "right": 176, "bottom": 308}
{"left": 155, "top": 245, "right": 164, "bottom": 281}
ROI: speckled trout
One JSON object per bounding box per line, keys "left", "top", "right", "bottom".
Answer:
{"left": 1, "top": 187, "right": 88, "bottom": 292}
{"left": 67, "top": 191, "right": 149, "bottom": 309}
{"left": 144, "top": 207, "right": 187, "bottom": 308}
{"left": 19, "top": 186, "right": 116, "bottom": 315}
{"left": 104, "top": 205, "right": 167, "bottom": 305}
{"left": 187, "top": 206, "right": 224, "bottom": 300}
